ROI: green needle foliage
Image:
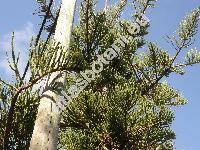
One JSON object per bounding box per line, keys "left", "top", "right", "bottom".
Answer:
{"left": 58, "top": 1, "right": 200, "bottom": 149}
{"left": 0, "top": 0, "right": 200, "bottom": 149}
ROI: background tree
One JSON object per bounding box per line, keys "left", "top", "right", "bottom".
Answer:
{"left": 57, "top": 0, "right": 200, "bottom": 149}
{"left": 0, "top": 0, "right": 200, "bottom": 149}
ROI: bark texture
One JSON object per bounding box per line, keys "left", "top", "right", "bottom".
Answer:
{"left": 29, "top": 0, "right": 76, "bottom": 149}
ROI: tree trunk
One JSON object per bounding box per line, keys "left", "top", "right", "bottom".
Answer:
{"left": 29, "top": 0, "right": 76, "bottom": 149}
{"left": 104, "top": 0, "right": 108, "bottom": 11}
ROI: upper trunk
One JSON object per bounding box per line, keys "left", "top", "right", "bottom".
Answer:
{"left": 29, "top": 0, "right": 76, "bottom": 149}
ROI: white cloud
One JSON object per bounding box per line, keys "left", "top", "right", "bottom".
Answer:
{"left": 0, "top": 22, "right": 34, "bottom": 81}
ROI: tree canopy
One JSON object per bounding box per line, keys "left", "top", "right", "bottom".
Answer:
{"left": 0, "top": 0, "right": 200, "bottom": 149}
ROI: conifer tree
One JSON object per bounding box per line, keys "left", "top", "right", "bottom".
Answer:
{"left": 0, "top": 0, "right": 200, "bottom": 149}
{"left": 56, "top": 1, "right": 200, "bottom": 149}
{"left": 29, "top": 0, "right": 76, "bottom": 149}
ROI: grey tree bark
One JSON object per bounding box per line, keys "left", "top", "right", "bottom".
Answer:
{"left": 104, "top": 0, "right": 108, "bottom": 11}
{"left": 29, "top": 0, "right": 76, "bottom": 149}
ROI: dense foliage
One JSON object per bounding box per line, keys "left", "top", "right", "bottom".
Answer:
{"left": 0, "top": 0, "right": 200, "bottom": 149}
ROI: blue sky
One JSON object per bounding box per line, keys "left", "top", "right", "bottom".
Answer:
{"left": 0, "top": 0, "right": 200, "bottom": 149}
